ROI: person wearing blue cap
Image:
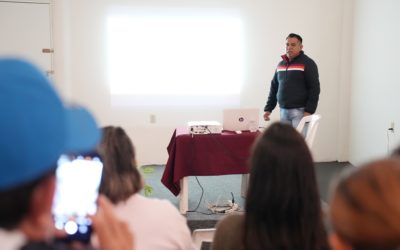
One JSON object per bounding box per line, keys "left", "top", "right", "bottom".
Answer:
{"left": 0, "top": 58, "right": 133, "bottom": 250}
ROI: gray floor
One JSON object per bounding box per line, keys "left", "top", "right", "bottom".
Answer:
{"left": 140, "top": 161, "right": 351, "bottom": 230}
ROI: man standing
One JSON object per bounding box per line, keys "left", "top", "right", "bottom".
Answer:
{"left": 264, "top": 33, "right": 320, "bottom": 127}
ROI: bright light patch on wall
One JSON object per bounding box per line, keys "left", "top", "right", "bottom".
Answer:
{"left": 106, "top": 9, "right": 244, "bottom": 107}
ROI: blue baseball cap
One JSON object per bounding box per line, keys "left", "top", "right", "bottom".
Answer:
{"left": 0, "top": 58, "right": 100, "bottom": 190}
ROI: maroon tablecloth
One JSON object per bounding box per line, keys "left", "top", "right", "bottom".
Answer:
{"left": 161, "top": 128, "right": 260, "bottom": 196}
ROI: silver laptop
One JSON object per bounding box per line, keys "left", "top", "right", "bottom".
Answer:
{"left": 223, "top": 108, "right": 260, "bottom": 131}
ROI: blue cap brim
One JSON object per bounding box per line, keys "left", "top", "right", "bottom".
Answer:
{"left": 0, "top": 58, "right": 101, "bottom": 191}
{"left": 64, "top": 106, "right": 101, "bottom": 153}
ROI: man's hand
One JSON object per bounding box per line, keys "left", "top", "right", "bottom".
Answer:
{"left": 91, "top": 195, "right": 134, "bottom": 250}
{"left": 264, "top": 111, "right": 271, "bottom": 121}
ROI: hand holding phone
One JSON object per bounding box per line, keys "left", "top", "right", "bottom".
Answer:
{"left": 90, "top": 195, "right": 134, "bottom": 250}
{"left": 52, "top": 154, "right": 103, "bottom": 243}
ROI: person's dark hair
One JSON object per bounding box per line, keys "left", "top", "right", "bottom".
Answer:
{"left": 98, "top": 126, "right": 142, "bottom": 204}
{"left": 392, "top": 145, "right": 400, "bottom": 157}
{"left": 330, "top": 158, "right": 400, "bottom": 250}
{"left": 244, "top": 122, "right": 327, "bottom": 250}
{"left": 287, "top": 33, "right": 303, "bottom": 43}
{"left": 0, "top": 169, "right": 55, "bottom": 229}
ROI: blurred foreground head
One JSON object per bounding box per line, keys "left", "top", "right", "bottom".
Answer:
{"left": 0, "top": 58, "right": 99, "bottom": 232}
{"left": 329, "top": 158, "right": 400, "bottom": 250}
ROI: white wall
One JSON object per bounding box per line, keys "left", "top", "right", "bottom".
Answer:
{"left": 349, "top": 0, "right": 400, "bottom": 165}
{"left": 0, "top": 1, "right": 52, "bottom": 73}
{"left": 52, "top": 0, "right": 351, "bottom": 165}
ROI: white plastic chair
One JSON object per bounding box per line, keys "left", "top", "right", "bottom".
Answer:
{"left": 296, "top": 114, "right": 321, "bottom": 148}
{"left": 192, "top": 228, "right": 216, "bottom": 250}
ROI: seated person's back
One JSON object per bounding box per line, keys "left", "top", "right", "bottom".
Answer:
{"left": 212, "top": 122, "right": 329, "bottom": 250}
{"left": 97, "top": 126, "right": 194, "bottom": 250}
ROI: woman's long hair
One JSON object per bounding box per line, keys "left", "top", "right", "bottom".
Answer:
{"left": 98, "top": 126, "right": 142, "bottom": 204}
{"left": 244, "top": 122, "right": 326, "bottom": 250}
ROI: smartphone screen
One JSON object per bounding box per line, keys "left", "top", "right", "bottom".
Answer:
{"left": 52, "top": 154, "right": 103, "bottom": 243}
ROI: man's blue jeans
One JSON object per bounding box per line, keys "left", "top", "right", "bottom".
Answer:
{"left": 280, "top": 107, "right": 305, "bottom": 128}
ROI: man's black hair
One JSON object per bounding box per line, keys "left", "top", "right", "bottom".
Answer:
{"left": 287, "top": 33, "right": 303, "bottom": 43}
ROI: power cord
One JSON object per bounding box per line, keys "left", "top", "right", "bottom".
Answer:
{"left": 186, "top": 176, "right": 203, "bottom": 212}
{"left": 186, "top": 178, "right": 240, "bottom": 215}
{"left": 208, "top": 192, "right": 240, "bottom": 214}
{"left": 186, "top": 177, "right": 213, "bottom": 215}
{"left": 187, "top": 129, "right": 243, "bottom": 215}
{"left": 387, "top": 129, "right": 390, "bottom": 154}
{"left": 186, "top": 135, "right": 214, "bottom": 215}
{"left": 387, "top": 128, "right": 395, "bottom": 154}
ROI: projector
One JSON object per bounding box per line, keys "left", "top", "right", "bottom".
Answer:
{"left": 187, "top": 121, "right": 223, "bottom": 135}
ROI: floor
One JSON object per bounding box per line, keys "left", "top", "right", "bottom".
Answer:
{"left": 140, "top": 162, "right": 351, "bottom": 250}
{"left": 140, "top": 161, "right": 351, "bottom": 230}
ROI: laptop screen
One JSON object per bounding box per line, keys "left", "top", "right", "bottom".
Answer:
{"left": 223, "top": 108, "right": 259, "bottom": 131}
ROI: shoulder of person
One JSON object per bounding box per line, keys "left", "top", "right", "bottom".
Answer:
{"left": 301, "top": 53, "right": 317, "bottom": 65}
{"left": 141, "top": 195, "right": 177, "bottom": 209}
{"left": 216, "top": 213, "right": 244, "bottom": 229}
{"left": 213, "top": 214, "right": 246, "bottom": 250}
{"left": 136, "top": 195, "right": 185, "bottom": 219}
{"left": 277, "top": 60, "right": 286, "bottom": 66}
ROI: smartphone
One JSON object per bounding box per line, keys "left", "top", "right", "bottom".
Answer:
{"left": 52, "top": 153, "right": 103, "bottom": 243}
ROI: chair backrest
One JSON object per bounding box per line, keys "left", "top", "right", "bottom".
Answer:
{"left": 192, "top": 228, "right": 216, "bottom": 250}
{"left": 296, "top": 114, "right": 321, "bottom": 148}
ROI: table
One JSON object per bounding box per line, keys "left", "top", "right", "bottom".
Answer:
{"left": 161, "top": 127, "right": 259, "bottom": 214}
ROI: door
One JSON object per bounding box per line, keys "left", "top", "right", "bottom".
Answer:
{"left": 0, "top": 1, "right": 52, "bottom": 74}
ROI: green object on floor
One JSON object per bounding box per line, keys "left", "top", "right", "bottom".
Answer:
{"left": 142, "top": 166, "right": 155, "bottom": 174}
{"left": 141, "top": 166, "right": 155, "bottom": 196}
{"left": 143, "top": 184, "right": 154, "bottom": 197}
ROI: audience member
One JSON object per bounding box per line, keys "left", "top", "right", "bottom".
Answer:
{"left": 212, "top": 122, "right": 328, "bottom": 250}
{"left": 97, "top": 126, "right": 194, "bottom": 250}
{"left": 0, "top": 58, "right": 133, "bottom": 250}
{"left": 329, "top": 158, "right": 400, "bottom": 250}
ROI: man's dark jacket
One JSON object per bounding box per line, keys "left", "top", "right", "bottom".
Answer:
{"left": 264, "top": 51, "right": 320, "bottom": 114}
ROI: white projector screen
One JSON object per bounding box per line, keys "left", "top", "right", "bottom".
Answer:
{"left": 106, "top": 8, "right": 245, "bottom": 107}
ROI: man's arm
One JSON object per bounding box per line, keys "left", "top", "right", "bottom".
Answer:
{"left": 264, "top": 71, "right": 279, "bottom": 113}
{"left": 304, "top": 59, "right": 320, "bottom": 114}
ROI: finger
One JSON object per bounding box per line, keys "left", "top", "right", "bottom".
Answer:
{"left": 53, "top": 228, "right": 67, "bottom": 238}
{"left": 116, "top": 220, "right": 133, "bottom": 245}
{"left": 91, "top": 195, "right": 133, "bottom": 250}
{"left": 91, "top": 196, "right": 114, "bottom": 246}
{"left": 97, "top": 195, "right": 122, "bottom": 233}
